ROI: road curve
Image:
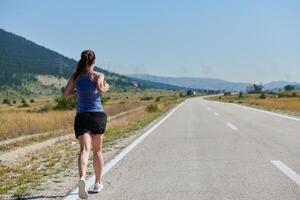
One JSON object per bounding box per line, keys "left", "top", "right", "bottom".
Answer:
{"left": 87, "top": 97, "right": 300, "bottom": 200}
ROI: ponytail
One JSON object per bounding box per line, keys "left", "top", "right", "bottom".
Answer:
{"left": 72, "top": 50, "right": 96, "bottom": 80}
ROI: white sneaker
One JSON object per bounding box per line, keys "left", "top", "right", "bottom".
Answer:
{"left": 93, "top": 182, "right": 104, "bottom": 193}
{"left": 78, "top": 177, "right": 88, "bottom": 199}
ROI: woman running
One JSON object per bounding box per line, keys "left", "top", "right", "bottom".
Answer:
{"left": 63, "top": 50, "right": 109, "bottom": 199}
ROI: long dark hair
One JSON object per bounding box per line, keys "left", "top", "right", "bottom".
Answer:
{"left": 72, "top": 50, "right": 96, "bottom": 80}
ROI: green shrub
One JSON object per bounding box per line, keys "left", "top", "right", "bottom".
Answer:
{"left": 101, "top": 96, "right": 108, "bottom": 105}
{"left": 260, "top": 93, "right": 266, "bottom": 99}
{"left": 18, "top": 98, "right": 29, "bottom": 107}
{"left": 155, "top": 96, "right": 161, "bottom": 102}
{"left": 20, "top": 102, "right": 30, "bottom": 107}
{"left": 30, "top": 99, "right": 35, "bottom": 103}
{"left": 2, "top": 98, "right": 11, "bottom": 105}
{"left": 146, "top": 104, "right": 160, "bottom": 113}
{"left": 141, "top": 96, "right": 153, "bottom": 101}
{"left": 179, "top": 92, "right": 185, "bottom": 97}
{"left": 54, "top": 96, "right": 76, "bottom": 110}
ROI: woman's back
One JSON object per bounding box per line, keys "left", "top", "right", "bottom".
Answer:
{"left": 76, "top": 74, "right": 103, "bottom": 113}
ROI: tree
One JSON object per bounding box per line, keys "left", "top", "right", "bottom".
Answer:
{"left": 238, "top": 92, "right": 243, "bottom": 98}
{"left": 253, "top": 84, "right": 263, "bottom": 93}
{"left": 284, "top": 85, "right": 295, "bottom": 91}
{"left": 187, "top": 90, "right": 194, "bottom": 96}
{"left": 19, "top": 98, "right": 30, "bottom": 107}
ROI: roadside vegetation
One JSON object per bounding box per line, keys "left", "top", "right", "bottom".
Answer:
{"left": 207, "top": 85, "right": 300, "bottom": 117}
{"left": 0, "top": 89, "right": 188, "bottom": 198}
{"left": 0, "top": 110, "right": 167, "bottom": 197}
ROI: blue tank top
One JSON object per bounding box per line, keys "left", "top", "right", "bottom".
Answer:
{"left": 75, "top": 74, "right": 103, "bottom": 113}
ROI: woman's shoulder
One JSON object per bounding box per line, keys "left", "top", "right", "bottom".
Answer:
{"left": 91, "top": 72, "right": 104, "bottom": 82}
{"left": 93, "top": 72, "right": 104, "bottom": 77}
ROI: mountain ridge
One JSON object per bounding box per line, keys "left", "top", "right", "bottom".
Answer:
{"left": 128, "top": 74, "right": 300, "bottom": 91}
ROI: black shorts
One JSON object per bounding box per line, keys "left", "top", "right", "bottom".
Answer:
{"left": 74, "top": 112, "right": 107, "bottom": 138}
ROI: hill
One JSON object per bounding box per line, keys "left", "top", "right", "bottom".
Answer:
{"left": 0, "top": 28, "right": 74, "bottom": 85}
{"left": 0, "top": 28, "right": 184, "bottom": 98}
{"left": 263, "top": 81, "right": 300, "bottom": 90}
{"left": 129, "top": 74, "right": 250, "bottom": 91}
{"left": 129, "top": 74, "right": 300, "bottom": 91}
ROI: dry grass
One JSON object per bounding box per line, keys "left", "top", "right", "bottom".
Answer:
{"left": 207, "top": 94, "right": 300, "bottom": 116}
{"left": 246, "top": 98, "right": 300, "bottom": 114}
{"left": 0, "top": 110, "right": 75, "bottom": 140}
{"left": 0, "top": 100, "right": 151, "bottom": 142}
{"left": 105, "top": 100, "right": 149, "bottom": 116}
{"left": 0, "top": 96, "right": 54, "bottom": 112}
{"left": 108, "top": 108, "right": 148, "bottom": 128}
{"left": 0, "top": 98, "right": 179, "bottom": 197}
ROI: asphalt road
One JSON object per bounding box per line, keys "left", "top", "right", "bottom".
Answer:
{"left": 89, "top": 97, "right": 300, "bottom": 200}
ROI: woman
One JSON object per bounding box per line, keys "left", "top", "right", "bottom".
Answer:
{"left": 63, "top": 50, "right": 109, "bottom": 199}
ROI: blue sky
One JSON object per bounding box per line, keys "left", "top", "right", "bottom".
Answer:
{"left": 0, "top": 0, "right": 300, "bottom": 83}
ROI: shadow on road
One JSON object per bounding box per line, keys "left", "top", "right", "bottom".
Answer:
{"left": 8, "top": 194, "right": 65, "bottom": 200}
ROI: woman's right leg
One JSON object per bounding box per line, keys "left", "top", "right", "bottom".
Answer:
{"left": 78, "top": 133, "right": 92, "bottom": 179}
{"left": 91, "top": 134, "right": 104, "bottom": 184}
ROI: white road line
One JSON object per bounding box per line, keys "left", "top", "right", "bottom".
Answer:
{"left": 271, "top": 160, "right": 300, "bottom": 186}
{"left": 230, "top": 102, "right": 300, "bottom": 122}
{"left": 63, "top": 102, "right": 185, "bottom": 200}
{"left": 226, "top": 122, "right": 238, "bottom": 130}
{"left": 207, "top": 107, "right": 212, "bottom": 110}
{"left": 214, "top": 112, "right": 220, "bottom": 117}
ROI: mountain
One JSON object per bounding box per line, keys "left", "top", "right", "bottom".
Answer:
{"left": 129, "top": 74, "right": 300, "bottom": 91}
{"left": 263, "top": 81, "right": 300, "bottom": 90}
{"left": 128, "top": 74, "right": 250, "bottom": 91}
{"left": 0, "top": 28, "right": 182, "bottom": 97}
{"left": 0, "top": 28, "right": 75, "bottom": 85}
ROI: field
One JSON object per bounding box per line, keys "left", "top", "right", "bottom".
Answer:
{"left": 0, "top": 89, "right": 188, "bottom": 198}
{"left": 207, "top": 92, "right": 300, "bottom": 117}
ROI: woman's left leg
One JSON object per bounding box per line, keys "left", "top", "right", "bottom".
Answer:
{"left": 92, "top": 134, "right": 104, "bottom": 184}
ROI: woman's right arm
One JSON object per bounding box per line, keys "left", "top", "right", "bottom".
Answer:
{"left": 95, "top": 73, "right": 110, "bottom": 93}
{"left": 63, "top": 76, "right": 76, "bottom": 98}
